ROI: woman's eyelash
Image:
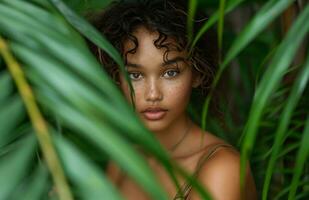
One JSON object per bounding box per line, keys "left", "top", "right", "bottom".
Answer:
{"left": 127, "top": 69, "right": 180, "bottom": 80}
{"left": 128, "top": 72, "right": 142, "bottom": 80}
{"left": 163, "top": 69, "right": 180, "bottom": 77}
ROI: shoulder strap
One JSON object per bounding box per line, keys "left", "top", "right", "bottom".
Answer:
{"left": 193, "top": 143, "right": 234, "bottom": 176}
{"left": 173, "top": 143, "right": 235, "bottom": 200}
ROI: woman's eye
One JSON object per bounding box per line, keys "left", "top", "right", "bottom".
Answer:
{"left": 128, "top": 72, "right": 142, "bottom": 80}
{"left": 163, "top": 70, "right": 179, "bottom": 78}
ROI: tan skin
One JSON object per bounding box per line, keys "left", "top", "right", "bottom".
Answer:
{"left": 106, "top": 26, "right": 257, "bottom": 200}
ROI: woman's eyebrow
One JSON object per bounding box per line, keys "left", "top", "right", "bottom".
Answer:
{"left": 126, "top": 56, "right": 186, "bottom": 68}
{"left": 125, "top": 62, "right": 141, "bottom": 68}
{"left": 161, "top": 56, "right": 186, "bottom": 67}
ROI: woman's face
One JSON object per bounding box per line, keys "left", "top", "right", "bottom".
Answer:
{"left": 119, "top": 27, "right": 200, "bottom": 132}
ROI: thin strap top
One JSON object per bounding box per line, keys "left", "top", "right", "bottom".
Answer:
{"left": 173, "top": 143, "right": 235, "bottom": 200}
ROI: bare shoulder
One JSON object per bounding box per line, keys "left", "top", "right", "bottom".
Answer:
{"left": 200, "top": 146, "right": 241, "bottom": 182}
{"left": 190, "top": 145, "right": 257, "bottom": 200}
{"left": 205, "top": 144, "right": 240, "bottom": 169}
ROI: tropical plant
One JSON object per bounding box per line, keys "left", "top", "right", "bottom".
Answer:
{"left": 0, "top": 0, "right": 308, "bottom": 200}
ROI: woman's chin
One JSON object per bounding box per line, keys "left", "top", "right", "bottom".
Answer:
{"left": 142, "top": 119, "right": 169, "bottom": 132}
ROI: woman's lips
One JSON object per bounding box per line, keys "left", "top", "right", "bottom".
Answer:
{"left": 142, "top": 110, "right": 167, "bottom": 121}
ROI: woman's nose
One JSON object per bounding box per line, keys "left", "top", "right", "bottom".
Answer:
{"left": 145, "top": 79, "right": 163, "bottom": 102}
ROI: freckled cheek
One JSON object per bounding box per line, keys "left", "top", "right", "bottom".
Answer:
{"left": 165, "top": 82, "right": 192, "bottom": 109}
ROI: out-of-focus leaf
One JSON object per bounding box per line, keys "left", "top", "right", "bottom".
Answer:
{"left": 63, "top": 0, "right": 113, "bottom": 14}
{"left": 27, "top": 0, "right": 54, "bottom": 10}
{"left": 11, "top": 43, "right": 157, "bottom": 151}
{"left": 0, "top": 71, "right": 13, "bottom": 102}
{"left": 0, "top": 3, "right": 73, "bottom": 45}
{"left": 0, "top": 1, "right": 137, "bottom": 131}
{"left": 0, "top": 7, "right": 73, "bottom": 198}
{"left": 54, "top": 134, "right": 124, "bottom": 200}
{"left": 3, "top": 0, "right": 70, "bottom": 38}
{"left": 0, "top": 95, "right": 25, "bottom": 147}
{"left": 49, "top": 0, "right": 140, "bottom": 116}
{"left": 48, "top": 0, "right": 133, "bottom": 96}
{"left": 0, "top": 1, "right": 113, "bottom": 101}
{"left": 12, "top": 164, "right": 50, "bottom": 200}
{"left": 0, "top": 134, "right": 37, "bottom": 199}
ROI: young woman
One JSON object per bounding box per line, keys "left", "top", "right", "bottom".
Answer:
{"left": 88, "top": 0, "right": 257, "bottom": 199}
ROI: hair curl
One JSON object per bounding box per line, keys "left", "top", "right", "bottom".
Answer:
{"left": 87, "top": 0, "right": 218, "bottom": 97}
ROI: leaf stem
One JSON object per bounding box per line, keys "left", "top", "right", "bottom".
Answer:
{"left": 0, "top": 36, "right": 73, "bottom": 200}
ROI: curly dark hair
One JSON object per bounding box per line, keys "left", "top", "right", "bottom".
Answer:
{"left": 87, "top": 0, "right": 218, "bottom": 97}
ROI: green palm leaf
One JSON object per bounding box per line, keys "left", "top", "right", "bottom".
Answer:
{"left": 262, "top": 47, "right": 309, "bottom": 200}
{"left": 11, "top": 164, "right": 50, "bottom": 200}
{"left": 0, "top": 135, "right": 37, "bottom": 199}
{"left": 240, "top": 3, "right": 309, "bottom": 187}
{"left": 54, "top": 134, "right": 124, "bottom": 200}
{"left": 199, "top": 0, "right": 295, "bottom": 130}
{"left": 288, "top": 116, "right": 309, "bottom": 200}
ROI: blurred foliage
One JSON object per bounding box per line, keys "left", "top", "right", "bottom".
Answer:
{"left": 0, "top": 0, "right": 308, "bottom": 200}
